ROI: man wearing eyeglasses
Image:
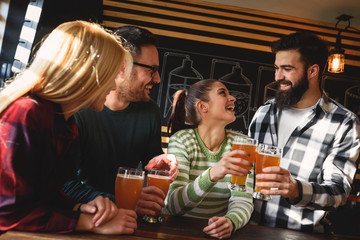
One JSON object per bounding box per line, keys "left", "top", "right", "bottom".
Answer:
{"left": 63, "top": 26, "right": 178, "bottom": 219}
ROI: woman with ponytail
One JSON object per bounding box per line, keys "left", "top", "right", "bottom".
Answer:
{"left": 0, "top": 20, "right": 138, "bottom": 234}
{"left": 165, "top": 79, "right": 254, "bottom": 239}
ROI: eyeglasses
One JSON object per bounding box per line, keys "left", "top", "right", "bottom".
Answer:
{"left": 133, "top": 62, "right": 159, "bottom": 78}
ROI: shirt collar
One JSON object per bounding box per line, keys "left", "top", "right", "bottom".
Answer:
{"left": 316, "top": 91, "right": 334, "bottom": 114}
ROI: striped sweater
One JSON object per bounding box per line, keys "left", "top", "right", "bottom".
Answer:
{"left": 165, "top": 128, "right": 254, "bottom": 231}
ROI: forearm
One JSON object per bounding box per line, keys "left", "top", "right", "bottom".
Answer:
{"left": 75, "top": 213, "right": 95, "bottom": 232}
{"left": 291, "top": 118, "right": 359, "bottom": 210}
{"left": 63, "top": 180, "right": 115, "bottom": 203}
{"left": 225, "top": 176, "right": 254, "bottom": 231}
{"left": 166, "top": 168, "right": 216, "bottom": 215}
{"left": 288, "top": 178, "right": 350, "bottom": 210}
{"left": 0, "top": 205, "right": 79, "bottom": 232}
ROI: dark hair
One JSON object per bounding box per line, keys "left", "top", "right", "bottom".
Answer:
{"left": 271, "top": 31, "right": 329, "bottom": 79}
{"left": 114, "top": 25, "right": 158, "bottom": 58}
{"left": 168, "top": 79, "right": 218, "bottom": 136}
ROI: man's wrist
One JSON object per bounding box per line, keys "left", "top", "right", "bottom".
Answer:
{"left": 73, "top": 203, "right": 82, "bottom": 212}
{"left": 287, "top": 179, "right": 302, "bottom": 204}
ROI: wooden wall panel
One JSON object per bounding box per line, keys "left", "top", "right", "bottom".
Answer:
{"left": 103, "top": 0, "right": 360, "bottom": 67}
{"left": 102, "top": 0, "right": 359, "bottom": 130}
{"left": 102, "top": 0, "right": 360, "bottom": 186}
{"left": 102, "top": 0, "right": 360, "bottom": 131}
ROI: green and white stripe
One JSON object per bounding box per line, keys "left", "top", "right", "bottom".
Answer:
{"left": 165, "top": 128, "right": 254, "bottom": 231}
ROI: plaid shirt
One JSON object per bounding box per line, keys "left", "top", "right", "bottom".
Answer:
{"left": 0, "top": 94, "right": 80, "bottom": 233}
{"left": 249, "top": 93, "right": 360, "bottom": 232}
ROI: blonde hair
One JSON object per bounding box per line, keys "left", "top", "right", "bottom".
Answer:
{"left": 0, "top": 20, "right": 132, "bottom": 114}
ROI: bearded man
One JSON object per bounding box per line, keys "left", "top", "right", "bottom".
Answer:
{"left": 248, "top": 31, "right": 360, "bottom": 233}
{"left": 63, "top": 26, "right": 178, "bottom": 218}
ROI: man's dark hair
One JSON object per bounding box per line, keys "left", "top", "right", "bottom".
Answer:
{"left": 114, "top": 25, "right": 158, "bottom": 58}
{"left": 271, "top": 31, "right": 329, "bottom": 79}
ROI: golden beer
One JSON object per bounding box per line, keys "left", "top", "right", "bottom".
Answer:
{"left": 253, "top": 144, "right": 282, "bottom": 201}
{"left": 143, "top": 169, "right": 170, "bottom": 223}
{"left": 115, "top": 168, "right": 144, "bottom": 209}
{"left": 231, "top": 143, "right": 257, "bottom": 186}
{"left": 147, "top": 174, "right": 171, "bottom": 196}
{"left": 230, "top": 136, "right": 258, "bottom": 191}
{"left": 254, "top": 153, "right": 281, "bottom": 192}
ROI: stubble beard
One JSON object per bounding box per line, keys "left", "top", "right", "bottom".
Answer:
{"left": 119, "top": 73, "right": 151, "bottom": 102}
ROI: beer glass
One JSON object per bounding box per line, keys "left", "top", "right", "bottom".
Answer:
{"left": 143, "top": 169, "right": 171, "bottom": 223}
{"left": 115, "top": 167, "right": 144, "bottom": 209}
{"left": 253, "top": 144, "right": 282, "bottom": 201}
{"left": 230, "top": 136, "right": 258, "bottom": 192}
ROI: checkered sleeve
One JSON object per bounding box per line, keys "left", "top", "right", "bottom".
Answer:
{"left": 292, "top": 112, "right": 360, "bottom": 210}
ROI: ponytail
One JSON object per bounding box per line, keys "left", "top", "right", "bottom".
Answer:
{"left": 167, "top": 89, "right": 194, "bottom": 136}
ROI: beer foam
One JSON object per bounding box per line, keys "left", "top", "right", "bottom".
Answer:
{"left": 233, "top": 143, "right": 255, "bottom": 146}
{"left": 147, "top": 174, "right": 170, "bottom": 180}
{"left": 117, "top": 173, "right": 143, "bottom": 179}
{"left": 258, "top": 152, "right": 281, "bottom": 158}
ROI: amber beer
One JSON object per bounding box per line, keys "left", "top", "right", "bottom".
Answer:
{"left": 143, "top": 169, "right": 170, "bottom": 223}
{"left": 254, "top": 153, "right": 281, "bottom": 192}
{"left": 230, "top": 136, "right": 258, "bottom": 191}
{"left": 253, "top": 144, "right": 282, "bottom": 201}
{"left": 147, "top": 174, "right": 171, "bottom": 196}
{"left": 115, "top": 167, "right": 144, "bottom": 209}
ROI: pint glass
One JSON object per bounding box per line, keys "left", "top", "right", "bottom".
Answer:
{"left": 230, "top": 136, "right": 258, "bottom": 192}
{"left": 143, "top": 169, "right": 171, "bottom": 223}
{"left": 253, "top": 144, "right": 282, "bottom": 201}
{"left": 115, "top": 167, "right": 144, "bottom": 209}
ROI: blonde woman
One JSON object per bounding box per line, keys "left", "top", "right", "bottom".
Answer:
{"left": 165, "top": 79, "right": 254, "bottom": 239}
{"left": 0, "top": 21, "right": 137, "bottom": 234}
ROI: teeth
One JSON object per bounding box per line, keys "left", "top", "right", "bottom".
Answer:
{"left": 146, "top": 86, "right": 152, "bottom": 89}
{"left": 280, "top": 81, "right": 291, "bottom": 87}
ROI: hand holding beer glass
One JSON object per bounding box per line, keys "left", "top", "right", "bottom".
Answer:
{"left": 115, "top": 167, "right": 144, "bottom": 210}
{"left": 253, "top": 144, "right": 282, "bottom": 201}
{"left": 143, "top": 169, "right": 171, "bottom": 223}
{"left": 230, "top": 136, "right": 258, "bottom": 192}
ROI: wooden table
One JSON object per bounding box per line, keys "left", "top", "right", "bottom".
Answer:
{"left": 0, "top": 215, "right": 358, "bottom": 240}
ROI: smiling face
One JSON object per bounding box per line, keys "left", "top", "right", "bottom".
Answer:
{"left": 118, "top": 44, "right": 160, "bottom": 102}
{"left": 202, "top": 81, "right": 236, "bottom": 124}
{"left": 274, "top": 49, "right": 309, "bottom": 109}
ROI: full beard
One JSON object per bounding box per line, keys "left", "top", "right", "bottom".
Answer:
{"left": 275, "top": 71, "right": 308, "bottom": 110}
